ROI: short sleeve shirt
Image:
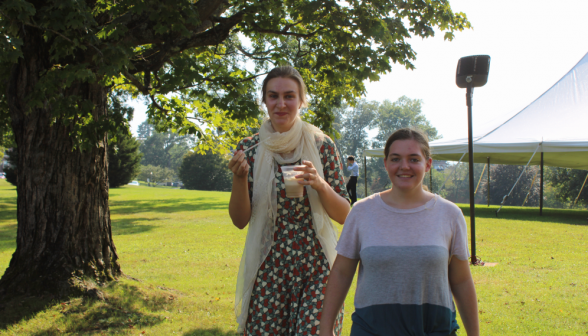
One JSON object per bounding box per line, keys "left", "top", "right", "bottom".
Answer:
{"left": 336, "top": 193, "right": 470, "bottom": 335}
{"left": 347, "top": 162, "right": 359, "bottom": 177}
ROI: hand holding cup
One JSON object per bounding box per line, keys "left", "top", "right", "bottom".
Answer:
{"left": 294, "top": 160, "right": 326, "bottom": 192}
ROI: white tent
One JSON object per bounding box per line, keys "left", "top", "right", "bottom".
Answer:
{"left": 364, "top": 51, "right": 588, "bottom": 170}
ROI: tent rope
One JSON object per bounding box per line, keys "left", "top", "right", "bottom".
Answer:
{"left": 439, "top": 152, "right": 467, "bottom": 192}
{"left": 496, "top": 143, "right": 542, "bottom": 216}
{"left": 522, "top": 168, "right": 539, "bottom": 206}
{"left": 572, "top": 172, "right": 588, "bottom": 208}
{"left": 474, "top": 163, "right": 487, "bottom": 195}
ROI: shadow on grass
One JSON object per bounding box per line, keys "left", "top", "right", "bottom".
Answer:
{"left": 0, "top": 196, "right": 16, "bottom": 221}
{"left": 183, "top": 328, "right": 239, "bottom": 336}
{"left": 0, "top": 217, "right": 162, "bottom": 252}
{"left": 458, "top": 205, "right": 588, "bottom": 225}
{"left": 110, "top": 197, "right": 228, "bottom": 215}
{"left": 0, "top": 295, "right": 57, "bottom": 332}
{"left": 0, "top": 280, "right": 175, "bottom": 335}
{"left": 0, "top": 223, "right": 16, "bottom": 253}
{"left": 111, "top": 217, "right": 159, "bottom": 236}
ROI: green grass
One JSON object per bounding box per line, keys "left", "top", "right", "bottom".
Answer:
{"left": 0, "top": 179, "right": 587, "bottom": 335}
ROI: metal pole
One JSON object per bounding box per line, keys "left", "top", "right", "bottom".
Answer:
{"left": 364, "top": 154, "right": 367, "bottom": 198}
{"left": 540, "top": 152, "right": 544, "bottom": 216}
{"left": 466, "top": 83, "right": 476, "bottom": 264}
{"left": 487, "top": 157, "right": 490, "bottom": 207}
{"left": 572, "top": 172, "right": 588, "bottom": 208}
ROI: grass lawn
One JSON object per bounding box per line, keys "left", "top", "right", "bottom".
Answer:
{"left": 0, "top": 179, "right": 587, "bottom": 335}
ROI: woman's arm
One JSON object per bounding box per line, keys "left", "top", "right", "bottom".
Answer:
{"left": 319, "top": 255, "right": 359, "bottom": 336}
{"left": 449, "top": 257, "right": 480, "bottom": 336}
{"left": 296, "top": 160, "right": 350, "bottom": 224}
{"left": 228, "top": 150, "right": 251, "bottom": 229}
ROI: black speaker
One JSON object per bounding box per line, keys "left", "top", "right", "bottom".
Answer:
{"left": 456, "top": 55, "right": 491, "bottom": 88}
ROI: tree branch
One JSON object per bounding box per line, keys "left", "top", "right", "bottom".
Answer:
{"left": 122, "top": 70, "right": 149, "bottom": 95}
{"left": 250, "top": 21, "right": 321, "bottom": 38}
{"left": 173, "top": 71, "right": 268, "bottom": 91}
{"left": 194, "top": 0, "right": 228, "bottom": 34}
{"left": 149, "top": 94, "right": 170, "bottom": 116}
{"left": 129, "top": 10, "right": 245, "bottom": 74}
{"left": 0, "top": 9, "right": 105, "bottom": 59}
{"left": 236, "top": 45, "right": 273, "bottom": 61}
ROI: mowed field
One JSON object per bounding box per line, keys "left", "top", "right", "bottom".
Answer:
{"left": 0, "top": 180, "right": 587, "bottom": 335}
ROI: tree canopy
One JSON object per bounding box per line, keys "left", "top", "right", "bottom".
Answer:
{"left": 178, "top": 150, "right": 232, "bottom": 191}
{"left": 3, "top": 147, "right": 17, "bottom": 186}
{"left": 332, "top": 100, "right": 378, "bottom": 161}
{"left": 138, "top": 121, "right": 193, "bottom": 175}
{"left": 0, "top": 0, "right": 470, "bottom": 151}
{"left": 108, "top": 130, "right": 142, "bottom": 188}
{"left": 547, "top": 168, "right": 588, "bottom": 207}
{"left": 373, "top": 96, "right": 441, "bottom": 147}
{"left": 0, "top": 0, "right": 471, "bottom": 298}
{"left": 330, "top": 96, "right": 442, "bottom": 196}
{"left": 138, "top": 164, "right": 175, "bottom": 184}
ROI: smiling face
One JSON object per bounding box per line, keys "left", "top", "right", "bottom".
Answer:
{"left": 264, "top": 77, "right": 302, "bottom": 133}
{"left": 384, "top": 139, "right": 432, "bottom": 192}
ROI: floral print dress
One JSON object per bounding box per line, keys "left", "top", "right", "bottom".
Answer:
{"left": 236, "top": 134, "right": 349, "bottom": 336}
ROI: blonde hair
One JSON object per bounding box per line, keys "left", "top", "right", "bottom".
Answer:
{"left": 261, "top": 66, "right": 308, "bottom": 108}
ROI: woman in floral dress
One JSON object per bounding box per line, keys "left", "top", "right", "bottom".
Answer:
{"left": 228, "top": 66, "right": 351, "bottom": 335}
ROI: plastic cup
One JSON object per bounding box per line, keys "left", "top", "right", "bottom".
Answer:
{"left": 281, "top": 165, "right": 305, "bottom": 198}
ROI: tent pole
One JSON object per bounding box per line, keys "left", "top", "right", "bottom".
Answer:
{"left": 496, "top": 143, "right": 541, "bottom": 216}
{"left": 439, "top": 152, "right": 467, "bottom": 193}
{"left": 466, "top": 83, "right": 477, "bottom": 264}
{"left": 487, "top": 157, "right": 490, "bottom": 207}
{"left": 474, "top": 164, "right": 486, "bottom": 195}
{"left": 540, "top": 152, "right": 544, "bottom": 216}
{"left": 572, "top": 172, "right": 588, "bottom": 207}
{"left": 364, "top": 154, "right": 367, "bottom": 198}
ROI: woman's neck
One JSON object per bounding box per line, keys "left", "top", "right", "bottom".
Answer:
{"left": 380, "top": 185, "right": 434, "bottom": 209}
{"left": 270, "top": 120, "right": 294, "bottom": 134}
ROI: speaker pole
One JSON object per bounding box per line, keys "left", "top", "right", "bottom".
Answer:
{"left": 466, "top": 82, "right": 477, "bottom": 265}
{"left": 456, "top": 54, "right": 490, "bottom": 266}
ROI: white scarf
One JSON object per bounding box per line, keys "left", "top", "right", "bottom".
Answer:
{"left": 234, "top": 116, "right": 340, "bottom": 332}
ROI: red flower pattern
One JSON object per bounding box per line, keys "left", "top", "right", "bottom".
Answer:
{"left": 236, "top": 134, "right": 349, "bottom": 335}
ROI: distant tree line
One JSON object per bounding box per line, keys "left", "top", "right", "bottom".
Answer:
{"left": 136, "top": 120, "right": 235, "bottom": 191}
{"left": 2, "top": 95, "right": 586, "bottom": 204}
{"left": 108, "top": 97, "right": 143, "bottom": 188}
{"left": 421, "top": 163, "right": 587, "bottom": 209}
{"left": 332, "top": 96, "right": 441, "bottom": 198}
{"left": 328, "top": 95, "right": 587, "bottom": 208}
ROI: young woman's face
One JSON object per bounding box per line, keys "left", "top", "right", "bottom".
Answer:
{"left": 264, "top": 77, "right": 302, "bottom": 133}
{"left": 384, "top": 139, "right": 432, "bottom": 192}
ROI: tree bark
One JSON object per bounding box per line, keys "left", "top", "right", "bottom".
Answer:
{"left": 0, "top": 26, "right": 121, "bottom": 299}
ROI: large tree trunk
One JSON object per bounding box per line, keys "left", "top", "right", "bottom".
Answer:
{"left": 0, "top": 26, "right": 121, "bottom": 298}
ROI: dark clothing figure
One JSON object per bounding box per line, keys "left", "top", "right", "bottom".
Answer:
{"left": 347, "top": 176, "right": 358, "bottom": 205}
{"left": 346, "top": 158, "right": 359, "bottom": 205}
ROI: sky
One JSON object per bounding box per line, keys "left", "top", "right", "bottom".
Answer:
{"left": 128, "top": 0, "right": 588, "bottom": 141}
{"left": 363, "top": 0, "right": 588, "bottom": 140}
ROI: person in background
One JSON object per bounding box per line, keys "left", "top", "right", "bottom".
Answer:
{"left": 320, "top": 128, "right": 479, "bottom": 336}
{"left": 228, "top": 66, "right": 351, "bottom": 335}
{"left": 346, "top": 156, "right": 359, "bottom": 205}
